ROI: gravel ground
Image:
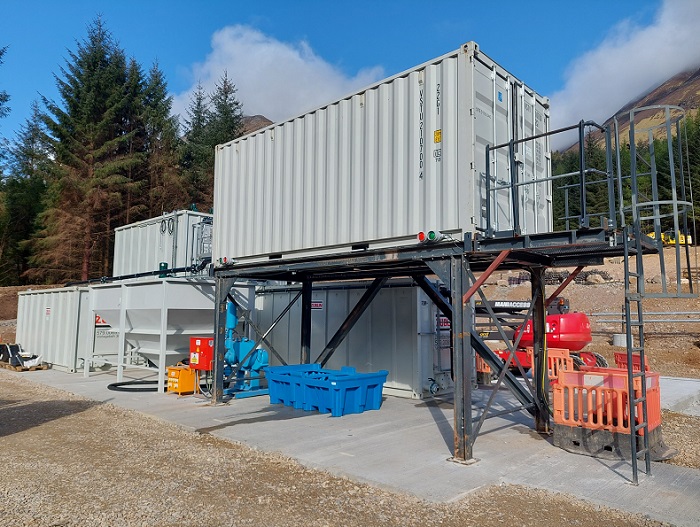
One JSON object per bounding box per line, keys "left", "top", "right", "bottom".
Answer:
{"left": 0, "top": 371, "right": 688, "bottom": 527}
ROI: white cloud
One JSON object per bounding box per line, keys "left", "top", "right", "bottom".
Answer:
{"left": 172, "top": 25, "right": 384, "bottom": 126}
{"left": 550, "top": 0, "right": 700, "bottom": 149}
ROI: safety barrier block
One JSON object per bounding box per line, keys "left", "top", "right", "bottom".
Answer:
{"left": 551, "top": 367, "right": 668, "bottom": 460}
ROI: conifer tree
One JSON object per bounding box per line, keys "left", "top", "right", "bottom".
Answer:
{"left": 0, "top": 46, "right": 8, "bottom": 122}
{"left": 180, "top": 73, "right": 245, "bottom": 209}
{"left": 144, "top": 62, "right": 187, "bottom": 216}
{"left": 37, "top": 18, "right": 141, "bottom": 281}
{"left": 180, "top": 83, "right": 213, "bottom": 208}
{"left": 0, "top": 102, "right": 48, "bottom": 284}
{"left": 207, "top": 70, "right": 243, "bottom": 149}
{"left": 0, "top": 46, "right": 10, "bottom": 178}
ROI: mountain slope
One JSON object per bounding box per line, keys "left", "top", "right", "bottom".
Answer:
{"left": 564, "top": 66, "right": 700, "bottom": 150}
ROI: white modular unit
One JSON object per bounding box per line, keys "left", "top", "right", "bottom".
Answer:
{"left": 254, "top": 281, "right": 452, "bottom": 399}
{"left": 113, "top": 210, "right": 213, "bottom": 277}
{"left": 16, "top": 287, "right": 92, "bottom": 372}
{"left": 214, "top": 41, "right": 551, "bottom": 264}
{"left": 17, "top": 287, "right": 123, "bottom": 372}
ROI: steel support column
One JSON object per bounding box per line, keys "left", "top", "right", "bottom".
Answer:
{"left": 300, "top": 278, "right": 313, "bottom": 364}
{"left": 213, "top": 276, "right": 237, "bottom": 404}
{"left": 530, "top": 267, "right": 550, "bottom": 432}
{"left": 451, "top": 254, "right": 474, "bottom": 462}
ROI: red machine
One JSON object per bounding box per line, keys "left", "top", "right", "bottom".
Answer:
{"left": 189, "top": 336, "right": 214, "bottom": 371}
{"left": 515, "top": 312, "right": 592, "bottom": 351}
{"left": 494, "top": 312, "right": 600, "bottom": 370}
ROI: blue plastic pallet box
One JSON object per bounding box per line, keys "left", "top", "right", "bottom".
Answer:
{"left": 265, "top": 364, "right": 388, "bottom": 417}
{"left": 266, "top": 364, "right": 321, "bottom": 409}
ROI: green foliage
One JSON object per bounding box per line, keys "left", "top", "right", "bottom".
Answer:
{"left": 144, "top": 62, "right": 188, "bottom": 216}
{"left": 0, "top": 46, "right": 10, "bottom": 179}
{"left": 0, "top": 46, "right": 9, "bottom": 121}
{"left": 180, "top": 72, "right": 244, "bottom": 210}
{"left": 0, "top": 18, "right": 248, "bottom": 285}
{"left": 0, "top": 102, "right": 48, "bottom": 284}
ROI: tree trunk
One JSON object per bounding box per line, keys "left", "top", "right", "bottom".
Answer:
{"left": 82, "top": 221, "right": 91, "bottom": 282}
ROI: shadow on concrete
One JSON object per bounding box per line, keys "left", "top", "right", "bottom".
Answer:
{"left": 194, "top": 404, "right": 316, "bottom": 434}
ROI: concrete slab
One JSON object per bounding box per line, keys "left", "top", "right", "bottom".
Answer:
{"left": 660, "top": 376, "right": 700, "bottom": 413}
{"left": 6, "top": 368, "right": 700, "bottom": 527}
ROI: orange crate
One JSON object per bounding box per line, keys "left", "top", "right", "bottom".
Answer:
{"left": 167, "top": 365, "right": 197, "bottom": 395}
{"left": 553, "top": 368, "right": 660, "bottom": 434}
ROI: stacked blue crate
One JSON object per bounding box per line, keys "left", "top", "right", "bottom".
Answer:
{"left": 265, "top": 364, "right": 388, "bottom": 417}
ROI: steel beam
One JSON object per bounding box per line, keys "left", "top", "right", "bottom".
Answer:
{"left": 451, "top": 255, "right": 473, "bottom": 462}
{"left": 413, "top": 275, "right": 452, "bottom": 320}
{"left": 315, "top": 277, "right": 388, "bottom": 367}
{"left": 462, "top": 249, "right": 511, "bottom": 304}
{"left": 300, "top": 278, "right": 313, "bottom": 364}
{"left": 530, "top": 268, "right": 550, "bottom": 432}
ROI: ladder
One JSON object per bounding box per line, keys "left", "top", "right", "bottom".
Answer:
{"left": 622, "top": 225, "right": 651, "bottom": 484}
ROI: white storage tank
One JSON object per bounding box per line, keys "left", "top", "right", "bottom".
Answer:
{"left": 88, "top": 278, "right": 253, "bottom": 392}
{"left": 214, "top": 41, "right": 551, "bottom": 264}
{"left": 113, "top": 210, "right": 213, "bottom": 277}
{"left": 253, "top": 280, "right": 453, "bottom": 399}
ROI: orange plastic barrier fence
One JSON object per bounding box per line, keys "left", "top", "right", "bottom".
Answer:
{"left": 614, "top": 352, "right": 649, "bottom": 372}
{"left": 523, "top": 347, "right": 573, "bottom": 381}
{"left": 475, "top": 355, "right": 491, "bottom": 373}
{"left": 553, "top": 367, "right": 661, "bottom": 434}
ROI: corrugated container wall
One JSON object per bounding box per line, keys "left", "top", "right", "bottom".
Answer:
{"left": 16, "top": 287, "right": 93, "bottom": 372}
{"left": 214, "top": 42, "right": 551, "bottom": 264}
{"left": 253, "top": 282, "right": 451, "bottom": 399}
{"left": 113, "top": 210, "right": 213, "bottom": 277}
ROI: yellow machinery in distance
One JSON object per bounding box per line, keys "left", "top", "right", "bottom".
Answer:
{"left": 647, "top": 230, "right": 693, "bottom": 245}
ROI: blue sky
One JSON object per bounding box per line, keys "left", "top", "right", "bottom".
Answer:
{"left": 1, "top": 0, "right": 698, "bottom": 150}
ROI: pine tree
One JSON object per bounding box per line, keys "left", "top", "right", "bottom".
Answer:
{"left": 0, "top": 46, "right": 10, "bottom": 178}
{"left": 0, "top": 103, "right": 49, "bottom": 284}
{"left": 0, "top": 46, "right": 9, "bottom": 122}
{"left": 143, "top": 62, "right": 187, "bottom": 216}
{"left": 207, "top": 70, "right": 243, "bottom": 149}
{"left": 180, "top": 82, "right": 213, "bottom": 208}
{"left": 37, "top": 18, "right": 142, "bottom": 281}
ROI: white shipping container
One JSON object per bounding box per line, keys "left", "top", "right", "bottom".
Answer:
{"left": 215, "top": 42, "right": 551, "bottom": 264}
{"left": 16, "top": 287, "right": 93, "bottom": 372}
{"left": 17, "top": 287, "right": 121, "bottom": 372}
{"left": 113, "top": 210, "right": 213, "bottom": 277}
{"left": 254, "top": 281, "right": 453, "bottom": 399}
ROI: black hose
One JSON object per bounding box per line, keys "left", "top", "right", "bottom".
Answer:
{"left": 107, "top": 380, "right": 164, "bottom": 392}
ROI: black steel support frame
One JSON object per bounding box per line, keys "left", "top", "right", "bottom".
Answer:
{"left": 209, "top": 233, "right": 625, "bottom": 462}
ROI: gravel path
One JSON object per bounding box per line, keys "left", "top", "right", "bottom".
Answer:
{"left": 0, "top": 371, "right": 678, "bottom": 527}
